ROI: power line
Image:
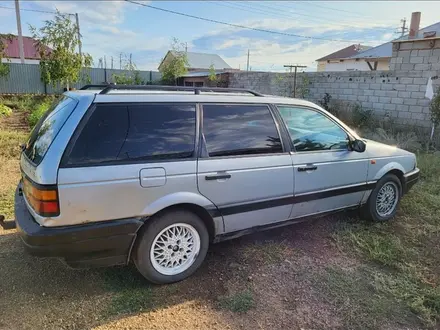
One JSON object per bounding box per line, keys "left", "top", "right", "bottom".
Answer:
{"left": 124, "top": 0, "right": 360, "bottom": 43}
{"left": 0, "top": 4, "right": 74, "bottom": 15}
{"left": 294, "top": 1, "right": 396, "bottom": 22}
{"left": 241, "top": 1, "right": 394, "bottom": 31}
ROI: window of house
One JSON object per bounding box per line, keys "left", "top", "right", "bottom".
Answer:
{"left": 277, "top": 106, "right": 349, "bottom": 152}
{"left": 184, "top": 81, "right": 194, "bottom": 87}
{"left": 194, "top": 82, "right": 204, "bottom": 87}
{"left": 65, "top": 103, "right": 196, "bottom": 165}
{"left": 202, "top": 104, "right": 282, "bottom": 157}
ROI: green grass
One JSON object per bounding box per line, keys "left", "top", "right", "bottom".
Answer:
{"left": 0, "top": 104, "right": 12, "bottom": 117}
{"left": 0, "top": 130, "right": 28, "bottom": 219}
{"left": 101, "top": 267, "right": 156, "bottom": 316}
{"left": 0, "top": 130, "right": 28, "bottom": 158}
{"left": 28, "top": 100, "right": 52, "bottom": 127}
{"left": 312, "top": 266, "right": 413, "bottom": 329}
{"left": 242, "top": 240, "right": 293, "bottom": 265}
{"left": 0, "top": 95, "right": 57, "bottom": 128}
{"left": 333, "top": 153, "right": 440, "bottom": 327}
{"left": 218, "top": 289, "right": 255, "bottom": 313}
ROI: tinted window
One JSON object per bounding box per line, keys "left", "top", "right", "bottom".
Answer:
{"left": 278, "top": 106, "right": 349, "bottom": 152}
{"left": 202, "top": 104, "right": 282, "bottom": 157}
{"left": 24, "top": 96, "right": 78, "bottom": 165}
{"left": 66, "top": 103, "right": 196, "bottom": 165}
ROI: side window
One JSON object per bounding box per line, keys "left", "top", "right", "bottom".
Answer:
{"left": 66, "top": 103, "right": 196, "bottom": 166}
{"left": 202, "top": 104, "right": 283, "bottom": 157}
{"left": 277, "top": 106, "right": 349, "bottom": 152}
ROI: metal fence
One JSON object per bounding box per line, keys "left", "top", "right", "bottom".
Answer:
{"left": 0, "top": 63, "right": 162, "bottom": 94}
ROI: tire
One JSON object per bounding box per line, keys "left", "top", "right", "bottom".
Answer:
{"left": 133, "top": 209, "right": 209, "bottom": 284}
{"left": 361, "top": 173, "right": 402, "bottom": 222}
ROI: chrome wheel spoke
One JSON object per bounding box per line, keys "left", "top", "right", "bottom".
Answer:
{"left": 375, "top": 182, "right": 399, "bottom": 217}
{"left": 150, "top": 223, "right": 201, "bottom": 276}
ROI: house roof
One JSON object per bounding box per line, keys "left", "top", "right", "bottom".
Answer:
{"left": 164, "top": 51, "right": 231, "bottom": 70}
{"left": 316, "top": 44, "right": 371, "bottom": 61}
{"left": 181, "top": 70, "right": 227, "bottom": 78}
{"left": 350, "top": 21, "right": 440, "bottom": 59}
{"left": 1, "top": 35, "right": 43, "bottom": 60}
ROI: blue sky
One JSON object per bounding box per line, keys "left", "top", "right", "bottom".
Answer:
{"left": 1, "top": 1, "right": 440, "bottom": 72}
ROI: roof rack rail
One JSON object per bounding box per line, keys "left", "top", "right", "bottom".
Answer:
{"left": 79, "top": 84, "right": 111, "bottom": 90}
{"left": 96, "top": 84, "right": 264, "bottom": 96}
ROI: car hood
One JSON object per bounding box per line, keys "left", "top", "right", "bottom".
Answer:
{"left": 363, "top": 139, "right": 414, "bottom": 158}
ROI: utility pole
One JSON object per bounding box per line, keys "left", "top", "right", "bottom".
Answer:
{"left": 283, "top": 64, "right": 307, "bottom": 98}
{"left": 129, "top": 53, "right": 132, "bottom": 68}
{"left": 185, "top": 42, "right": 188, "bottom": 52}
{"left": 399, "top": 18, "right": 408, "bottom": 37}
{"left": 119, "top": 53, "right": 122, "bottom": 70}
{"left": 75, "top": 13, "right": 82, "bottom": 58}
{"left": 14, "top": 0, "right": 25, "bottom": 64}
{"left": 246, "top": 49, "right": 250, "bottom": 71}
{"left": 111, "top": 56, "right": 113, "bottom": 69}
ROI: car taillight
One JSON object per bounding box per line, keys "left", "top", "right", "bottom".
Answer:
{"left": 22, "top": 176, "right": 60, "bottom": 217}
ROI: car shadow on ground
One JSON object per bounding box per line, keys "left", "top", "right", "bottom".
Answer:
{"left": 0, "top": 214, "right": 349, "bottom": 330}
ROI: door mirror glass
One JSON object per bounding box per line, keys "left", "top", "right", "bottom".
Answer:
{"left": 350, "top": 139, "right": 366, "bottom": 153}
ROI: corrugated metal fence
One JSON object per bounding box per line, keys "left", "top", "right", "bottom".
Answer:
{"left": 0, "top": 63, "right": 162, "bottom": 94}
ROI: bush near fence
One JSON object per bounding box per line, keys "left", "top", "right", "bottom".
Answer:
{"left": 0, "top": 63, "right": 162, "bottom": 95}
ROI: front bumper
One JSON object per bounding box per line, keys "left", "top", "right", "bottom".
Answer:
{"left": 403, "top": 168, "right": 420, "bottom": 194}
{"left": 13, "top": 185, "right": 144, "bottom": 268}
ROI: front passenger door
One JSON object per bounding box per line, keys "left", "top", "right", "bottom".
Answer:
{"left": 197, "top": 104, "right": 294, "bottom": 233}
{"left": 277, "top": 105, "right": 369, "bottom": 218}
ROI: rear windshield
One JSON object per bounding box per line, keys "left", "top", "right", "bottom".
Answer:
{"left": 24, "top": 96, "right": 78, "bottom": 165}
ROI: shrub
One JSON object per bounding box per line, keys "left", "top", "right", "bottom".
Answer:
{"left": 28, "top": 100, "right": 51, "bottom": 128}
{"left": 0, "top": 104, "right": 12, "bottom": 117}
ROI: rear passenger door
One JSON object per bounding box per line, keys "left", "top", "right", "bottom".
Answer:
{"left": 197, "top": 103, "right": 294, "bottom": 233}
{"left": 57, "top": 103, "right": 198, "bottom": 225}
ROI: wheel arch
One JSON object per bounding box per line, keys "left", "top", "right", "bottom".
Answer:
{"left": 148, "top": 203, "right": 217, "bottom": 243}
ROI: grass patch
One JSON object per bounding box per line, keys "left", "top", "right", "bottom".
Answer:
{"left": 242, "top": 240, "right": 293, "bottom": 265}
{"left": 218, "top": 289, "right": 255, "bottom": 313}
{"left": 313, "top": 266, "right": 414, "bottom": 329}
{"left": 333, "top": 153, "right": 440, "bottom": 327}
{"left": 101, "top": 267, "right": 156, "bottom": 317}
{"left": 0, "top": 95, "right": 57, "bottom": 128}
{"left": 28, "top": 100, "right": 52, "bottom": 128}
{"left": 0, "top": 130, "right": 28, "bottom": 218}
{"left": 374, "top": 271, "right": 440, "bottom": 327}
{"left": 0, "top": 104, "right": 12, "bottom": 117}
{"left": 0, "top": 130, "right": 28, "bottom": 158}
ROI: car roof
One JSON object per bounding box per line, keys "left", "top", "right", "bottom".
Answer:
{"left": 65, "top": 90, "right": 319, "bottom": 108}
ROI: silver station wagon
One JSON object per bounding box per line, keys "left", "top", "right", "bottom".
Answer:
{"left": 0, "top": 85, "right": 419, "bottom": 284}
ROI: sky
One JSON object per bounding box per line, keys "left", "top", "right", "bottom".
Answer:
{"left": 1, "top": 1, "right": 440, "bottom": 72}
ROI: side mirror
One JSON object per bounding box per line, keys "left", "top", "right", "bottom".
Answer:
{"left": 350, "top": 139, "right": 366, "bottom": 153}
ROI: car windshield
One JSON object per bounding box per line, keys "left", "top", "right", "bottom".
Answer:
{"left": 24, "top": 96, "right": 78, "bottom": 165}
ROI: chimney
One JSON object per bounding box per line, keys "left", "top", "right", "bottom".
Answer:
{"left": 409, "top": 12, "right": 421, "bottom": 39}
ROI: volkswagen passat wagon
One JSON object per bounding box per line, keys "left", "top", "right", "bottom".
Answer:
{"left": 2, "top": 85, "right": 419, "bottom": 284}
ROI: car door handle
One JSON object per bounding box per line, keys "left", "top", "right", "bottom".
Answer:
{"left": 205, "top": 174, "right": 231, "bottom": 181}
{"left": 298, "top": 166, "right": 318, "bottom": 172}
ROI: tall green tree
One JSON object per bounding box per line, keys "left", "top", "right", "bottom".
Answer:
{"left": 159, "top": 38, "right": 188, "bottom": 85}
{"left": 30, "top": 10, "right": 92, "bottom": 90}
{"left": 0, "top": 34, "right": 13, "bottom": 77}
{"left": 207, "top": 64, "right": 218, "bottom": 87}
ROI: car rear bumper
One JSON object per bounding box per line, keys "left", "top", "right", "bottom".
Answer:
{"left": 403, "top": 168, "right": 420, "bottom": 194}
{"left": 13, "top": 185, "right": 144, "bottom": 268}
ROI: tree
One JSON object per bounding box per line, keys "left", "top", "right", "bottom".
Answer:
{"left": 159, "top": 38, "right": 188, "bottom": 85}
{"left": 112, "top": 54, "right": 144, "bottom": 85}
{"left": 30, "top": 10, "right": 92, "bottom": 90}
{"left": 207, "top": 64, "right": 218, "bottom": 87}
{"left": 0, "top": 34, "right": 13, "bottom": 77}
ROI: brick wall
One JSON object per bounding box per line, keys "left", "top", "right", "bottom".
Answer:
{"left": 227, "top": 38, "right": 440, "bottom": 128}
